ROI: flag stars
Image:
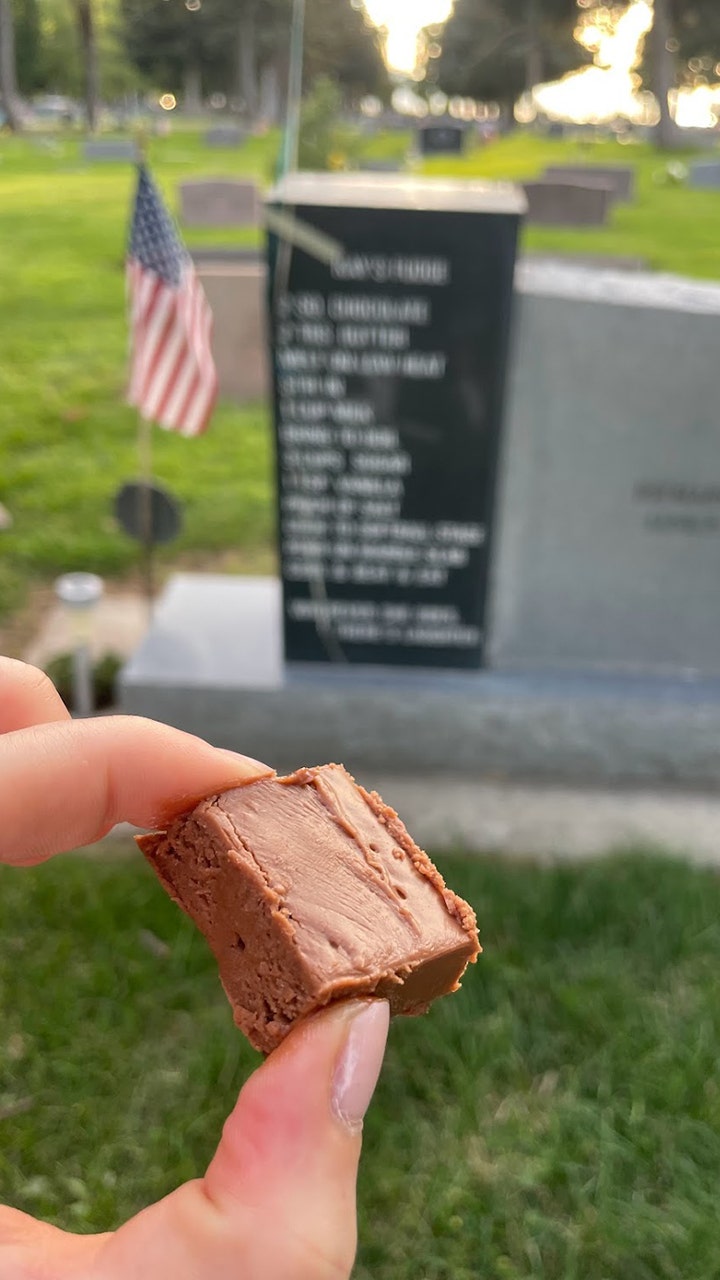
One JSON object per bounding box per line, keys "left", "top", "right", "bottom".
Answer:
{"left": 126, "top": 163, "right": 218, "bottom": 437}
{"left": 129, "top": 167, "right": 187, "bottom": 287}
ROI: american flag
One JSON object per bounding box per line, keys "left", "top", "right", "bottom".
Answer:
{"left": 126, "top": 165, "right": 218, "bottom": 437}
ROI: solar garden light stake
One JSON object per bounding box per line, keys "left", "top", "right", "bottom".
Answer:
{"left": 54, "top": 573, "right": 105, "bottom": 717}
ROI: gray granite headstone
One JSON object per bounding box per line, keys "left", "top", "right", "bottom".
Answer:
{"left": 523, "top": 180, "right": 614, "bottom": 226}
{"left": 543, "top": 164, "right": 636, "bottom": 202}
{"left": 489, "top": 263, "right": 720, "bottom": 676}
{"left": 84, "top": 139, "right": 138, "bottom": 162}
{"left": 205, "top": 124, "right": 245, "bottom": 148}
{"left": 690, "top": 161, "right": 720, "bottom": 190}
{"left": 525, "top": 251, "right": 647, "bottom": 273}
{"left": 195, "top": 258, "right": 269, "bottom": 402}
{"left": 358, "top": 159, "right": 403, "bottom": 172}
{"left": 179, "top": 178, "right": 260, "bottom": 227}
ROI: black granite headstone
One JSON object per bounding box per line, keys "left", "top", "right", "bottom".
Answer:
{"left": 418, "top": 121, "right": 466, "bottom": 156}
{"left": 266, "top": 173, "right": 525, "bottom": 670}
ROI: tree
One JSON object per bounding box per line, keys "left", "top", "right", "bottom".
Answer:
{"left": 646, "top": 0, "right": 676, "bottom": 148}
{"left": 0, "top": 0, "right": 22, "bottom": 128}
{"left": 121, "top": 0, "right": 387, "bottom": 116}
{"left": 121, "top": 0, "right": 243, "bottom": 106}
{"left": 232, "top": 0, "right": 387, "bottom": 113}
{"left": 613, "top": 0, "right": 720, "bottom": 148}
{"left": 437, "top": 0, "right": 589, "bottom": 121}
{"left": 21, "top": 0, "right": 78, "bottom": 97}
{"left": 672, "top": 0, "right": 720, "bottom": 64}
{"left": 303, "top": 0, "right": 387, "bottom": 103}
{"left": 237, "top": 3, "right": 259, "bottom": 117}
{"left": 13, "top": 0, "right": 42, "bottom": 93}
{"left": 73, "top": 0, "right": 100, "bottom": 130}
{"left": 1, "top": 0, "right": 140, "bottom": 104}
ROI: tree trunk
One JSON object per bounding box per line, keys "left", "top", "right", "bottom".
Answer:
{"left": 524, "top": 0, "right": 543, "bottom": 93}
{"left": 183, "top": 64, "right": 203, "bottom": 115}
{"left": 499, "top": 94, "right": 518, "bottom": 132}
{"left": 259, "top": 62, "right": 282, "bottom": 125}
{"left": 0, "top": 0, "right": 22, "bottom": 132}
{"left": 75, "top": 0, "right": 100, "bottom": 133}
{"left": 237, "top": 6, "right": 259, "bottom": 119}
{"left": 647, "top": 0, "right": 677, "bottom": 149}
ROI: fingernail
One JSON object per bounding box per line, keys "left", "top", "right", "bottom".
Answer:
{"left": 216, "top": 750, "right": 275, "bottom": 779}
{"left": 332, "top": 1001, "right": 390, "bottom": 1133}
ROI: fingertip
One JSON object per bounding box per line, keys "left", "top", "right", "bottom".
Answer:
{"left": 149, "top": 749, "right": 275, "bottom": 828}
{"left": 205, "top": 1000, "right": 388, "bottom": 1210}
{"left": 214, "top": 749, "right": 276, "bottom": 780}
{"left": 332, "top": 1000, "right": 390, "bottom": 1133}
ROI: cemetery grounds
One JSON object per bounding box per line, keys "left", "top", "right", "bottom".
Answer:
{"left": 3, "top": 128, "right": 720, "bottom": 1278}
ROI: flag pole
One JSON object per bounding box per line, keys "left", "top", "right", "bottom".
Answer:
{"left": 137, "top": 411, "right": 155, "bottom": 610}
{"left": 280, "top": 0, "right": 306, "bottom": 177}
{"left": 125, "top": 131, "right": 217, "bottom": 619}
{"left": 132, "top": 125, "right": 156, "bottom": 614}
{"left": 274, "top": 0, "right": 305, "bottom": 308}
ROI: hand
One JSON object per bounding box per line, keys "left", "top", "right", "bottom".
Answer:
{"left": 0, "top": 658, "right": 389, "bottom": 1279}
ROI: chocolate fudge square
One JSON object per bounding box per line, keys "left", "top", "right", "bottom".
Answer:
{"left": 139, "top": 764, "right": 480, "bottom": 1054}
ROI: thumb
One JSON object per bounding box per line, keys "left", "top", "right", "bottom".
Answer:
{"left": 93, "top": 1000, "right": 389, "bottom": 1280}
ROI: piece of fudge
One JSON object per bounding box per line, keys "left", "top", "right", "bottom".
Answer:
{"left": 138, "top": 764, "right": 480, "bottom": 1054}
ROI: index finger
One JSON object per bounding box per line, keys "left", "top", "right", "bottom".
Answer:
{"left": 0, "top": 716, "right": 273, "bottom": 866}
{"left": 0, "top": 657, "right": 71, "bottom": 732}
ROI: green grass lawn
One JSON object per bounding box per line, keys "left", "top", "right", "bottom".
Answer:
{"left": 0, "top": 130, "right": 283, "bottom": 625}
{"left": 2, "top": 128, "right": 720, "bottom": 629}
{"left": 424, "top": 132, "right": 720, "bottom": 279}
{"left": 2, "top": 849, "right": 720, "bottom": 1278}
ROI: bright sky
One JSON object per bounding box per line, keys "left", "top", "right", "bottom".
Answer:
{"left": 364, "top": 0, "right": 720, "bottom": 129}
{"left": 535, "top": 0, "right": 655, "bottom": 124}
{"left": 363, "top": 0, "right": 452, "bottom": 75}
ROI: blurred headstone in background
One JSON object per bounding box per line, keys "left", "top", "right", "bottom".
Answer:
{"left": 523, "top": 179, "right": 614, "bottom": 227}
{"left": 689, "top": 161, "right": 720, "bottom": 190}
{"left": 358, "top": 159, "right": 404, "bottom": 173}
{"left": 204, "top": 125, "right": 245, "bottom": 148}
{"left": 0, "top": 502, "right": 12, "bottom": 531}
{"left": 84, "top": 139, "right": 138, "bottom": 163}
{"left": 543, "top": 164, "right": 636, "bottom": 203}
{"left": 195, "top": 258, "right": 269, "bottom": 402}
{"left": 417, "top": 121, "right": 466, "bottom": 157}
{"left": 180, "top": 179, "right": 260, "bottom": 228}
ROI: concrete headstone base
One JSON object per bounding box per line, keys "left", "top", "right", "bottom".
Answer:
{"left": 120, "top": 573, "right": 720, "bottom": 789}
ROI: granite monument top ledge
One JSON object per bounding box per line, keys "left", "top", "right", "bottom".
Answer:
{"left": 269, "top": 171, "right": 528, "bottom": 215}
{"left": 516, "top": 260, "right": 720, "bottom": 314}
